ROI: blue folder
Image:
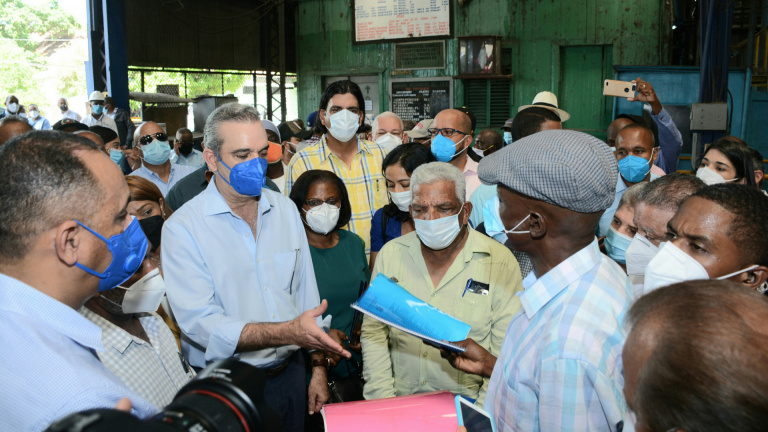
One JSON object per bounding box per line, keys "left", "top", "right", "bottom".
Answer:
{"left": 352, "top": 274, "right": 471, "bottom": 352}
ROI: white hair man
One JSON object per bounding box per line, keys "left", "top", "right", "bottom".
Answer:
{"left": 361, "top": 162, "right": 523, "bottom": 405}
{"left": 371, "top": 111, "right": 408, "bottom": 152}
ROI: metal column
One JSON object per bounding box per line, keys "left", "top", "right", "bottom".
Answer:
{"left": 264, "top": 1, "right": 287, "bottom": 123}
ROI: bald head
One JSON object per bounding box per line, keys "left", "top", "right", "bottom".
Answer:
{"left": 606, "top": 117, "right": 634, "bottom": 147}
{"left": 74, "top": 130, "right": 105, "bottom": 149}
{"left": 0, "top": 116, "right": 33, "bottom": 146}
{"left": 623, "top": 280, "right": 768, "bottom": 432}
{"left": 133, "top": 121, "right": 163, "bottom": 147}
{"left": 434, "top": 109, "right": 472, "bottom": 135}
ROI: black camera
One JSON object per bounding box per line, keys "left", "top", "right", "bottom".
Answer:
{"left": 45, "top": 358, "right": 283, "bottom": 432}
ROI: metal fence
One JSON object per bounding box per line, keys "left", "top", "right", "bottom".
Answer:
{"left": 127, "top": 67, "right": 298, "bottom": 126}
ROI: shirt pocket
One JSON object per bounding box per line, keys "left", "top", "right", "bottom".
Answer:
{"left": 453, "top": 286, "right": 493, "bottom": 337}
{"left": 266, "top": 249, "right": 299, "bottom": 291}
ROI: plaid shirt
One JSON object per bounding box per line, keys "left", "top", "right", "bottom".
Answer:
{"left": 485, "top": 240, "right": 632, "bottom": 432}
{"left": 80, "top": 308, "right": 195, "bottom": 409}
{"left": 285, "top": 135, "right": 388, "bottom": 255}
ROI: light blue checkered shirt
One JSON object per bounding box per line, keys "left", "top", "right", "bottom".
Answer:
{"left": 0, "top": 274, "right": 157, "bottom": 431}
{"left": 485, "top": 240, "right": 632, "bottom": 432}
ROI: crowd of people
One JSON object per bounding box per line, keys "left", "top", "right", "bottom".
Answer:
{"left": 1, "top": 77, "right": 768, "bottom": 432}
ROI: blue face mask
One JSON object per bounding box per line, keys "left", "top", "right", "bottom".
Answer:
{"left": 617, "top": 147, "right": 655, "bottom": 183}
{"left": 604, "top": 225, "right": 633, "bottom": 264}
{"left": 91, "top": 104, "right": 104, "bottom": 115}
{"left": 503, "top": 131, "right": 512, "bottom": 146}
{"left": 430, "top": 133, "right": 467, "bottom": 162}
{"left": 74, "top": 216, "right": 148, "bottom": 292}
{"left": 216, "top": 154, "right": 268, "bottom": 196}
{"left": 482, "top": 195, "right": 508, "bottom": 244}
{"left": 141, "top": 140, "right": 172, "bottom": 165}
{"left": 110, "top": 149, "right": 124, "bottom": 165}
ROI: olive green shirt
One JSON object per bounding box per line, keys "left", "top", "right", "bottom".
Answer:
{"left": 361, "top": 229, "right": 523, "bottom": 405}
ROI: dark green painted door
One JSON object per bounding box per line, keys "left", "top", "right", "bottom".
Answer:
{"left": 559, "top": 45, "right": 613, "bottom": 141}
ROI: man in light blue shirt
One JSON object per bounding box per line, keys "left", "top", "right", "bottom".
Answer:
{"left": 0, "top": 131, "right": 157, "bottom": 431}
{"left": 130, "top": 121, "right": 197, "bottom": 196}
{"left": 444, "top": 130, "right": 632, "bottom": 431}
{"left": 162, "top": 103, "right": 349, "bottom": 432}
{"left": 170, "top": 127, "right": 205, "bottom": 168}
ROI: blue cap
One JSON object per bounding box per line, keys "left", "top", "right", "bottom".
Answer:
{"left": 306, "top": 111, "right": 319, "bottom": 129}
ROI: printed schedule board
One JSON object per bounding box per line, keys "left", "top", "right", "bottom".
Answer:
{"left": 354, "top": 0, "right": 452, "bottom": 44}
{"left": 390, "top": 78, "right": 452, "bottom": 122}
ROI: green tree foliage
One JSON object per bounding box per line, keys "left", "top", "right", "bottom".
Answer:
{"left": 0, "top": 0, "right": 81, "bottom": 108}
{"left": 127, "top": 69, "right": 249, "bottom": 98}
{"left": 0, "top": 0, "right": 79, "bottom": 55}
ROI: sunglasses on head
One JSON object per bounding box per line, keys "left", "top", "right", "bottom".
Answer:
{"left": 139, "top": 132, "right": 168, "bottom": 145}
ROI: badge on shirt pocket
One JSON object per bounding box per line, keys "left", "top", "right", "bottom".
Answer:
{"left": 464, "top": 279, "right": 490, "bottom": 295}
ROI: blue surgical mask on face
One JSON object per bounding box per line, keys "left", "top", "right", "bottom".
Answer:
{"left": 618, "top": 147, "right": 655, "bottom": 183}
{"left": 110, "top": 149, "right": 124, "bottom": 165}
{"left": 92, "top": 104, "right": 104, "bottom": 115}
{"left": 430, "top": 133, "right": 467, "bottom": 162}
{"left": 141, "top": 140, "right": 172, "bottom": 165}
{"left": 503, "top": 131, "right": 512, "bottom": 146}
{"left": 216, "top": 154, "right": 268, "bottom": 196}
{"left": 605, "top": 225, "right": 633, "bottom": 264}
{"left": 74, "top": 216, "right": 148, "bottom": 292}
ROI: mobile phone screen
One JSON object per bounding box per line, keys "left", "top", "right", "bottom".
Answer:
{"left": 460, "top": 401, "right": 494, "bottom": 432}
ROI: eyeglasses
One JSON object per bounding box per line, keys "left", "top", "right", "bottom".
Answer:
{"left": 427, "top": 128, "right": 469, "bottom": 138}
{"left": 304, "top": 197, "right": 340, "bottom": 207}
{"left": 139, "top": 132, "right": 168, "bottom": 145}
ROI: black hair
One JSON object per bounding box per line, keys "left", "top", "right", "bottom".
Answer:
{"left": 701, "top": 139, "right": 757, "bottom": 187}
{"left": 626, "top": 280, "right": 768, "bottom": 432}
{"left": 618, "top": 123, "right": 656, "bottom": 147}
{"left": 637, "top": 173, "right": 706, "bottom": 213}
{"left": 104, "top": 96, "right": 115, "bottom": 106}
{"left": 511, "top": 107, "right": 561, "bottom": 142}
{"left": 289, "top": 169, "right": 352, "bottom": 232}
{"left": 316, "top": 80, "right": 365, "bottom": 135}
{"left": 380, "top": 143, "right": 437, "bottom": 221}
{"left": 88, "top": 125, "right": 118, "bottom": 144}
{"left": 0, "top": 131, "right": 103, "bottom": 262}
{"left": 747, "top": 147, "right": 765, "bottom": 188}
{"left": 690, "top": 184, "right": 768, "bottom": 266}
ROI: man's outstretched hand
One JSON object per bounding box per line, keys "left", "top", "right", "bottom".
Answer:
{"left": 291, "top": 300, "right": 351, "bottom": 359}
{"left": 439, "top": 338, "right": 497, "bottom": 378}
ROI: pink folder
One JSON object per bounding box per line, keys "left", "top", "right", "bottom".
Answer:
{"left": 322, "top": 391, "right": 458, "bottom": 432}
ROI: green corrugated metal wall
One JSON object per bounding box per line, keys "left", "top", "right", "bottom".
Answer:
{"left": 294, "top": 0, "right": 669, "bottom": 131}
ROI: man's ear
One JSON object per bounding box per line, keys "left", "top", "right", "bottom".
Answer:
{"left": 403, "top": 132, "right": 409, "bottom": 142}
{"left": 318, "top": 109, "right": 328, "bottom": 127}
{"left": 202, "top": 147, "right": 218, "bottom": 172}
{"left": 651, "top": 146, "right": 660, "bottom": 164}
{"left": 461, "top": 202, "right": 473, "bottom": 227}
{"left": 745, "top": 266, "right": 768, "bottom": 290}
{"left": 55, "top": 221, "right": 84, "bottom": 266}
{"left": 754, "top": 170, "right": 764, "bottom": 186}
{"left": 528, "top": 211, "right": 547, "bottom": 239}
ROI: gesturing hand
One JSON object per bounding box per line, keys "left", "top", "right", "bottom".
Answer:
{"left": 291, "top": 300, "right": 351, "bottom": 358}
{"left": 627, "top": 77, "right": 662, "bottom": 115}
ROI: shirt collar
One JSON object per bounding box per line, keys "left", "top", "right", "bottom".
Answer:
{"left": 0, "top": 274, "right": 104, "bottom": 351}
{"left": 463, "top": 154, "right": 479, "bottom": 175}
{"left": 318, "top": 134, "right": 373, "bottom": 162}
{"left": 203, "top": 177, "right": 273, "bottom": 217}
{"left": 518, "top": 239, "right": 602, "bottom": 318}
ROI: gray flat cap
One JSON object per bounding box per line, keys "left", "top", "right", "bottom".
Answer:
{"left": 478, "top": 129, "right": 617, "bottom": 213}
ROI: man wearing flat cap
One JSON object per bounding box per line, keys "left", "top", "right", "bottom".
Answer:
{"left": 442, "top": 130, "right": 632, "bottom": 431}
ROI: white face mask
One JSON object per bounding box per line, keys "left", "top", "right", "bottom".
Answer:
{"left": 471, "top": 146, "right": 485, "bottom": 158}
{"left": 115, "top": 268, "right": 166, "bottom": 314}
{"left": 303, "top": 202, "right": 340, "bottom": 235}
{"left": 390, "top": 190, "right": 411, "bottom": 212}
{"left": 327, "top": 109, "right": 360, "bottom": 142}
{"left": 29, "top": 110, "right": 39, "bottom": 119}
{"left": 645, "top": 241, "right": 760, "bottom": 293}
{"left": 625, "top": 234, "right": 659, "bottom": 279}
{"left": 696, "top": 166, "right": 739, "bottom": 186}
{"left": 7, "top": 102, "right": 18, "bottom": 113}
{"left": 414, "top": 204, "right": 464, "bottom": 250}
{"left": 375, "top": 133, "right": 402, "bottom": 152}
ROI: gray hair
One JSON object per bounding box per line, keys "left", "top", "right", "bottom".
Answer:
{"left": 132, "top": 122, "right": 148, "bottom": 147}
{"left": 637, "top": 173, "right": 706, "bottom": 213}
{"left": 618, "top": 182, "right": 646, "bottom": 211}
{"left": 203, "top": 103, "right": 261, "bottom": 155}
{"left": 372, "top": 111, "right": 403, "bottom": 133}
{"left": 411, "top": 162, "right": 466, "bottom": 204}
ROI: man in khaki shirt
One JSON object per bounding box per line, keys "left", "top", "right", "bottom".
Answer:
{"left": 361, "top": 162, "right": 523, "bottom": 405}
